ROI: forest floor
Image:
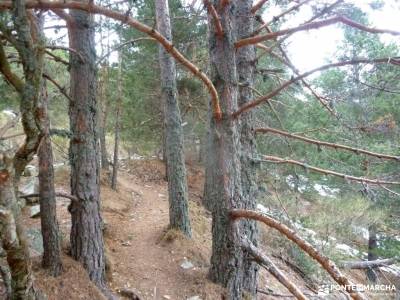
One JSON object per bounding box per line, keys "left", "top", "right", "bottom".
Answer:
{"left": 18, "top": 159, "right": 399, "bottom": 300}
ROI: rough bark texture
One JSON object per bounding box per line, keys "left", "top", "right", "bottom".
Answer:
{"left": 111, "top": 56, "right": 122, "bottom": 191}
{"left": 0, "top": 1, "right": 46, "bottom": 298}
{"left": 241, "top": 238, "right": 307, "bottom": 300}
{"left": 12, "top": 2, "right": 45, "bottom": 183}
{"left": 231, "top": 209, "right": 366, "bottom": 300}
{"left": 0, "top": 157, "right": 37, "bottom": 300}
{"left": 234, "top": 0, "right": 259, "bottom": 294}
{"left": 37, "top": 80, "right": 63, "bottom": 276}
{"left": 204, "top": 1, "right": 254, "bottom": 297}
{"left": 68, "top": 7, "right": 107, "bottom": 289}
{"left": 155, "top": 0, "right": 192, "bottom": 237}
{"left": 367, "top": 224, "right": 378, "bottom": 282}
{"left": 98, "top": 65, "right": 110, "bottom": 170}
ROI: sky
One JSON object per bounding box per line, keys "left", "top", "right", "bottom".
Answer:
{"left": 267, "top": 0, "right": 400, "bottom": 70}
{"left": 43, "top": 0, "right": 400, "bottom": 71}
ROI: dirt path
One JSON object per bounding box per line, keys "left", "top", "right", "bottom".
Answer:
{"left": 100, "top": 166, "right": 221, "bottom": 300}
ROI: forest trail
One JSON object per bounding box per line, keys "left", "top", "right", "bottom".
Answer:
{"left": 103, "top": 171, "right": 218, "bottom": 299}
{"left": 25, "top": 160, "right": 223, "bottom": 300}
{"left": 20, "top": 159, "right": 390, "bottom": 300}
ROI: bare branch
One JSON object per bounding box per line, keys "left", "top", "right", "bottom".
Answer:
{"left": 0, "top": 41, "right": 24, "bottom": 93}
{"left": 96, "top": 37, "right": 155, "bottom": 65}
{"left": 0, "top": 133, "right": 24, "bottom": 140}
{"left": 204, "top": 0, "right": 223, "bottom": 38}
{"left": 45, "top": 49, "right": 69, "bottom": 66}
{"left": 254, "top": 0, "right": 312, "bottom": 36}
{"left": 43, "top": 73, "right": 71, "bottom": 102}
{"left": 341, "top": 258, "right": 397, "bottom": 270}
{"left": 261, "top": 155, "right": 400, "bottom": 185}
{"left": 0, "top": 0, "right": 222, "bottom": 121}
{"left": 251, "top": 0, "right": 269, "bottom": 14}
{"left": 236, "top": 15, "right": 400, "bottom": 48}
{"left": 232, "top": 57, "right": 400, "bottom": 117}
{"left": 256, "top": 127, "right": 400, "bottom": 161}
{"left": 20, "top": 192, "right": 78, "bottom": 202}
{"left": 231, "top": 209, "right": 366, "bottom": 300}
{"left": 241, "top": 238, "right": 308, "bottom": 300}
{"left": 46, "top": 45, "right": 85, "bottom": 62}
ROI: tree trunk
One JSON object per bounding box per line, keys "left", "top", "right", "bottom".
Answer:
{"left": 38, "top": 80, "right": 63, "bottom": 276}
{"left": 68, "top": 8, "right": 107, "bottom": 290}
{"left": 111, "top": 55, "right": 122, "bottom": 190}
{"left": 367, "top": 224, "right": 378, "bottom": 282}
{"left": 98, "top": 65, "right": 110, "bottom": 170}
{"left": 155, "top": 0, "right": 192, "bottom": 237}
{"left": 0, "top": 1, "right": 46, "bottom": 298}
{"left": 204, "top": 1, "right": 253, "bottom": 297}
{"left": 0, "top": 158, "right": 38, "bottom": 300}
{"left": 235, "top": 0, "right": 259, "bottom": 295}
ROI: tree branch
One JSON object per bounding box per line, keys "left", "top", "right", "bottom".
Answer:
{"left": 43, "top": 73, "right": 71, "bottom": 102}
{"left": 232, "top": 57, "right": 400, "bottom": 117}
{"left": 241, "top": 238, "right": 308, "bottom": 300}
{"left": 20, "top": 192, "right": 78, "bottom": 202}
{"left": 96, "top": 37, "right": 155, "bottom": 65}
{"left": 261, "top": 155, "right": 400, "bottom": 185}
{"left": 251, "top": 0, "right": 269, "bottom": 14}
{"left": 0, "top": 41, "right": 24, "bottom": 93}
{"left": 45, "top": 49, "right": 69, "bottom": 66}
{"left": 204, "top": 0, "right": 223, "bottom": 38}
{"left": 230, "top": 209, "right": 366, "bottom": 300}
{"left": 236, "top": 15, "right": 400, "bottom": 48}
{"left": 0, "top": 0, "right": 222, "bottom": 121}
{"left": 254, "top": 0, "right": 312, "bottom": 36}
{"left": 256, "top": 127, "right": 400, "bottom": 161}
{"left": 46, "top": 45, "right": 84, "bottom": 62}
{"left": 341, "top": 258, "right": 397, "bottom": 270}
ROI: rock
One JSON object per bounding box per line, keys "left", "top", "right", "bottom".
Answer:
{"left": 180, "top": 258, "right": 194, "bottom": 270}
{"left": 22, "top": 165, "right": 38, "bottom": 177}
{"left": 30, "top": 205, "right": 41, "bottom": 218}
{"left": 26, "top": 228, "right": 43, "bottom": 257}
{"left": 19, "top": 177, "right": 39, "bottom": 195}
{"left": 187, "top": 296, "right": 202, "bottom": 300}
{"left": 162, "top": 296, "right": 171, "bottom": 300}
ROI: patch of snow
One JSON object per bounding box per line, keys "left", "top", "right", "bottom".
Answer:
{"left": 2, "top": 109, "right": 17, "bottom": 117}
{"left": 313, "top": 183, "right": 339, "bottom": 198}
{"left": 335, "top": 243, "right": 360, "bottom": 256}
{"left": 352, "top": 226, "right": 369, "bottom": 240}
{"left": 180, "top": 258, "right": 194, "bottom": 270}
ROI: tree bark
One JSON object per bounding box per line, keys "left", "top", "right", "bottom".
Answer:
{"left": 111, "top": 55, "right": 122, "bottom": 190}
{"left": 37, "top": 80, "right": 63, "bottom": 276}
{"left": 0, "top": 157, "right": 38, "bottom": 300}
{"left": 342, "top": 258, "right": 396, "bottom": 269}
{"left": 155, "top": 0, "right": 192, "bottom": 237}
{"left": 367, "top": 224, "right": 378, "bottom": 282}
{"left": 235, "top": 0, "right": 259, "bottom": 294}
{"left": 204, "top": 1, "right": 254, "bottom": 297}
{"left": 0, "top": 1, "right": 46, "bottom": 298}
{"left": 241, "top": 238, "right": 308, "bottom": 300}
{"left": 98, "top": 65, "right": 110, "bottom": 170}
{"left": 68, "top": 7, "right": 107, "bottom": 290}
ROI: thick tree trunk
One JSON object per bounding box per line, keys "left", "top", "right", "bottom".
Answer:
{"left": 235, "top": 0, "right": 259, "bottom": 295}
{"left": 367, "top": 224, "right": 378, "bottom": 282}
{"left": 204, "top": 1, "right": 254, "bottom": 297}
{"left": 155, "top": 0, "right": 192, "bottom": 237}
{"left": 68, "top": 8, "right": 107, "bottom": 290}
{"left": 0, "top": 158, "right": 38, "bottom": 300}
{"left": 0, "top": 2, "right": 45, "bottom": 298}
{"left": 38, "top": 80, "right": 63, "bottom": 276}
{"left": 111, "top": 56, "right": 122, "bottom": 190}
